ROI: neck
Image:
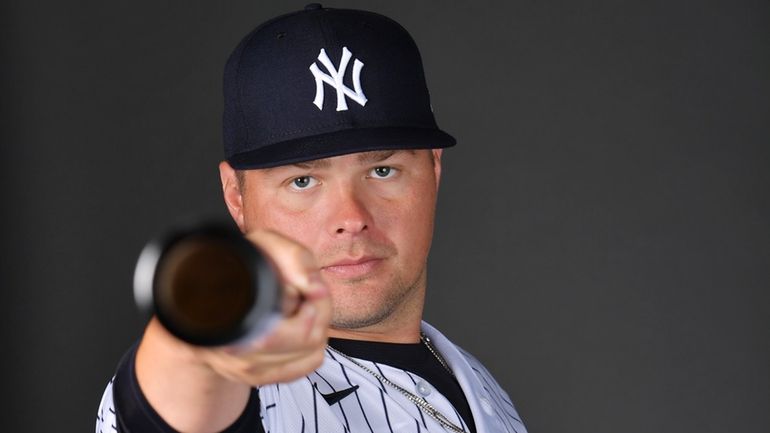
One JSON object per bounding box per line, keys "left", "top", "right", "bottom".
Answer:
{"left": 327, "top": 321, "right": 422, "bottom": 343}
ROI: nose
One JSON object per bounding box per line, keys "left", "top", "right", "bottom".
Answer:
{"left": 328, "top": 184, "right": 371, "bottom": 236}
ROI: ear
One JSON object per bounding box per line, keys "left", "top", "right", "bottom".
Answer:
{"left": 219, "top": 161, "right": 246, "bottom": 232}
{"left": 431, "top": 149, "right": 443, "bottom": 192}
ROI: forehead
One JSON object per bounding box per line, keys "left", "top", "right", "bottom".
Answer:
{"left": 266, "top": 149, "right": 418, "bottom": 171}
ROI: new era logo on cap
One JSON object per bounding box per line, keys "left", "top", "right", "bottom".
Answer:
{"left": 222, "top": 4, "right": 455, "bottom": 169}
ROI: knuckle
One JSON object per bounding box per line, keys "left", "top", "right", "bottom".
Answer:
{"left": 232, "top": 358, "right": 259, "bottom": 376}
{"left": 309, "top": 348, "right": 326, "bottom": 368}
{"left": 307, "top": 326, "right": 327, "bottom": 346}
{"left": 286, "top": 242, "right": 305, "bottom": 259}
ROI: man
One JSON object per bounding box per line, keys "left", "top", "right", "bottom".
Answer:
{"left": 96, "top": 4, "right": 528, "bottom": 433}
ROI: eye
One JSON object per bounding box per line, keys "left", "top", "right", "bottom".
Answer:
{"left": 289, "top": 176, "right": 318, "bottom": 190}
{"left": 370, "top": 166, "right": 397, "bottom": 179}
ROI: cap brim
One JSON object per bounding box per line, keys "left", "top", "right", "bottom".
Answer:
{"left": 227, "top": 126, "right": 456, "bottom": 169}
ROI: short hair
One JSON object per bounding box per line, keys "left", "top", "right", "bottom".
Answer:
{"left": 235, "top": 169, "right": 246, "bottom": 192}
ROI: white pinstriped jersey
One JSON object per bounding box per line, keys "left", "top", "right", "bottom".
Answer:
{"left": 96, "top": 322, "right": 527, "bottom": 433}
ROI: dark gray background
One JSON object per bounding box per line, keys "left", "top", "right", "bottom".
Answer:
{"left": 2, "top": 0, "right": 768, "bottom": 432}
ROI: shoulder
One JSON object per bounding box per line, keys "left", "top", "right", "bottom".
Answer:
{"left": 421, "top": 321, "right": 518, "bottom": 405}
{"left": 421, "top": 322, "right": 529, "bottom": 433}
{"left": 420, "top": 321, "right": 492, "bottom": 371}
{"left": 95, "top": 377, "right": 118, "bottom": 432}
{"left": 454, "top": 344, "right": 500, "bottom": 385}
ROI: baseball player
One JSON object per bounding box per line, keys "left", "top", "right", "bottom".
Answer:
{"left": 96, "top": 4, "right": 528, "bottom": 433}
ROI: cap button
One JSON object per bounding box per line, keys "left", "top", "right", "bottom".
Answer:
{"left": 304, "top": 3, "right": 322, "bottom": 10}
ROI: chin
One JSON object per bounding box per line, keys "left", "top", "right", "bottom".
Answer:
{"left": 330, "top": 300, "right": 395, "bottom": 330}
{"left": 331, "top": 316, "right": 390, "bottom": 330}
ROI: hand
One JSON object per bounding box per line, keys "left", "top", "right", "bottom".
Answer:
{"left": 192, "top": 229, "right": 332, "bottom": 385}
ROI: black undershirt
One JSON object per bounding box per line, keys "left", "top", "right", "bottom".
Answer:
{"left": 328, "top": 337, "right": 477, "bottom": 433}
{"left": 113, "top": 338, "right": 476, "bottom": 433}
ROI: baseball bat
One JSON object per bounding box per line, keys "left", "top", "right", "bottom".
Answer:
{"left": 133, "top": 222, "right": 280, "bottom": 346}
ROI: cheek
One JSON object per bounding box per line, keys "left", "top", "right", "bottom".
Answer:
{"left": 242, "top": 191, "right": 312, "bottom": 235}
{"left": 387, "top": 186, "right": 437, "bottom": 255}
{"left": 247, "top": 203, "right": 322, "bottom": 246}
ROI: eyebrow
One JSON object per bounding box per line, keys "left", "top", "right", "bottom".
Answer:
{"left": 358, "top": 149, "right": 401, "bottom": 164}
{"left": 290, "top": 159, "right": 331, "bottom": 169}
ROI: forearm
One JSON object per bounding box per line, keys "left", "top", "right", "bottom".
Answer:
{"left": 110, "top": 229, "right": 330, "bottom": 432}
{"left": 135, "top": 317, "right": 252, "bottom": 433}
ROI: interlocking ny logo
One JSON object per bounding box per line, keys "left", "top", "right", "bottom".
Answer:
{"left": 309, "top": 47, "right": 367, "bottom": 111}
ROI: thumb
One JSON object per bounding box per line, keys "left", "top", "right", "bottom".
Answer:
{"left": 245, "top": 230, "right": 329, "bottom": 305}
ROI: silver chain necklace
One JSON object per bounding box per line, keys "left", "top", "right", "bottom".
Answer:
{"left": 326, "top": 333, "right": 465, "bottom": 433}
{"left": 421, "top": 333, "right": 453, "bottom": 376}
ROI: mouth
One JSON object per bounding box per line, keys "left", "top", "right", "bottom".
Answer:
{"left": 321, "top": 257, "right": 383, "bottom": 279}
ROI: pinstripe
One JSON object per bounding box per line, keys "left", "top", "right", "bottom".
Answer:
{"left": 314, "top": 370, "right": 352, "bottom": 432}
{"left": 373, "top": 362, "right": 393, "bottom": 394}
{"left": 311, "top": 381, "right": 318, "bottom": 433}
{"left": 335, "top": 354, "right": 375, "bottom": 433}
{"left": 96, "top": 324, "right": 529, "bottom": 433}
{"left": 470, "top": 366, "right": 517, "bottom": 418}
{"left": 451, "top": 404, "right": 468, "bottom": 432}
{"left": 371, "top": 362, "right": 388, "bottom": 392}
{"left": 403, "top": 371, "right": 428, "bottom": 429}
{"left": 378, "top": 388, "right": 395, "bottom": 433}
{"left": 480, "top": 382, "right": 519, "bottom": 433}
{"left": 471, "top": 365, "right": 524, "bottom": 427}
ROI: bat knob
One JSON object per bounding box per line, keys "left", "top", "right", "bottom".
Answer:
{"left": 133, "top": 221, "right": 280, "bottom": 346}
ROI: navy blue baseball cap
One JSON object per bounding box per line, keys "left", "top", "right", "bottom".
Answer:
{"left": 223, "top": 3, "right": 456, "bottom": 169}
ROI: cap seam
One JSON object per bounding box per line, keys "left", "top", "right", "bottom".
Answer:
{"left": 234, "top": 9, "right": 310, "bottom": 149}
{"left": 234, "top": 32, "right": 256, "bottom": 148}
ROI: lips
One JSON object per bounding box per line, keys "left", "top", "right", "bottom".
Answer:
{"left": 321, "top": 257, "right": 383, "bottom": 278}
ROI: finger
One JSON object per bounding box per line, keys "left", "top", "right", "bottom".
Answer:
{"left": 205, "top": 347, "right": 327, "bottom": 386}
{"left": 307, "top": 281, "right": 332, "bottom": 342}
{"left": 281, "top": 287, "right": 302, "bottom": 316}
{"left": 245, "top": 230, "right": 326, "bottom": 298}
{"left": 253, "top": 295, "right": 328, "bottom": 353}
{"left": 254, "top": 348, "right": 326, "bottom": 384}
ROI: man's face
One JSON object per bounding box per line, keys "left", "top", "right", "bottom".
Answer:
{"left": 221, "top": 149, "right": 443, "bottom": 332}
